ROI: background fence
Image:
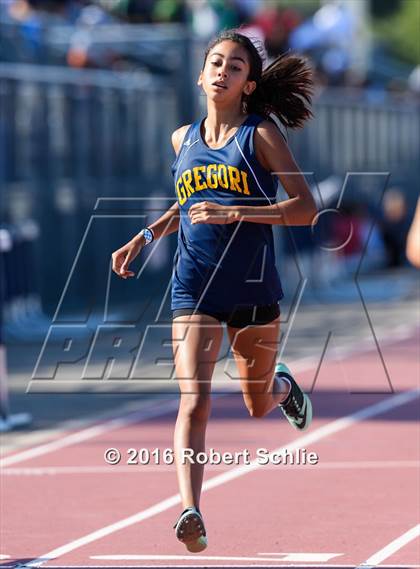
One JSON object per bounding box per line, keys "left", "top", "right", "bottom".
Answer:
{"left": 1, "top": 39, "right": 419, "bottom": 330}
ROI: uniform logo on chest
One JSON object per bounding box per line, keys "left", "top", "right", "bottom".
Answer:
{"left": 176, "top": 164, "right": 250, "bottom": 206}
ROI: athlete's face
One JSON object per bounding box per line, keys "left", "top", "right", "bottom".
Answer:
{"left": 198, "top": 40, "right": 256, "bottom": 103}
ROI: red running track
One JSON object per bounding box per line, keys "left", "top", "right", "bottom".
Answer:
{"left": 1, "top": 333, "right": 419, "bottom": 568}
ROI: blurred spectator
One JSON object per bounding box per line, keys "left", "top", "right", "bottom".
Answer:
{"left": 103, "top": 0, "right": 155, "bottom": 23}
{"left": 332, "top": 202, "right": 364, "bottom": 275}
{"left": 5, "top": 0, "right": 84, "bottom": 23}
{"left": 289, "top": 2, "right": 356, "bottom": 86}
{"left": 252, "top": 6, "right": 301, "bottom": 60}
{"left": 1, "top": 0, "right": 86, "bottom": 62}
{"left": 67, "top": 2, "right": 116, "bottom": 68}
{"left": 3, "top": 0, "right": 47, "bottom": 61}
{"left": 186, "top": 0, "right": 241, "bottom": 39}
{"left": 361, "top": 215, "right": 387, "bottom": 272}
{"left": 1, "top": 0, "right": 418, "bottom": 97}
{"left": 380, "top": 189, "right": 411, "bottom": 268}
{"left": 331, "top": 202, "right": 386, "bottom": 275}
{"left": 186, "top": 0, "right": 219, "bottom": 39}
{"left": 235, "top": 0, "right": 260, "bottom": 21}
{"left": 211, "top": 0, "right": 241, "bottom": 30}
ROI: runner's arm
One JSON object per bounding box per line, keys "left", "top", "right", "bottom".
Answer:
{"left": 231, "top": 120, "right": 317, "bottom": 226}
{"left": 132, "top": 125, "right": 191, "bottom": 245}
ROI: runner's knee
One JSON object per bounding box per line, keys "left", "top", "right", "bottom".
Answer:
{"left": 179, "top": 393, "right": 211, "bottom": 423}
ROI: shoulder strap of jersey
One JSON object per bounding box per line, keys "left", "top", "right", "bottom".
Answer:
{"left": 178, "top": 121, "right": 198, "bottom": 148}
{"left": 172, "top": 120, "right": 201, "bottom": 179}
{"left": 234, "top": 114, "right": 277, "bottom": 206}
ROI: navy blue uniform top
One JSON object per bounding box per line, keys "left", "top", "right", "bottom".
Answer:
{"left": 171, "top": 113, "right": 284, "bottom": 313}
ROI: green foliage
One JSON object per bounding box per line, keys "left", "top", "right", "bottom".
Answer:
{"left": 373, "top": 0, "right": 420, "bottom": 64}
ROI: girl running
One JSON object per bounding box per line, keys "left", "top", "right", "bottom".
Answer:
{"left": 112, "top": 29, "right": 317, "bottom": 553}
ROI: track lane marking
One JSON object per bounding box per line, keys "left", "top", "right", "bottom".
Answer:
{"left": 16, "top": 388, "right": 419, "bottom": 568}
{"left": 358, "top": 523, "right": 420, "bottom": 567}
{"left": 90, "top": 554, "right": 342, "bottom": 562}
{"left": 260, "top": 553, "right": 343, "bottom": 562}
{"left": 0, "top": 398, "right": 181, "bottom": 468}
{"left": 4, "top": 323, "right": 418, "bottom": 464}
{"left": 1, "top": 556, "right": 420, "bottom": 569}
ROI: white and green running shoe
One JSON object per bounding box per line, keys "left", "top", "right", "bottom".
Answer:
{"left": 275, "top": 363, "right": 312, "bottom": 431}
{"left": 173, "top": 506, "right": 208, "bottom": 553}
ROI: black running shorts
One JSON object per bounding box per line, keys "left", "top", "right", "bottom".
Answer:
{"left": 172, "top": 302, "right": 280, "bottom": 328}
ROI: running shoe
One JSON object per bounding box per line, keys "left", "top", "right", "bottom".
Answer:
{"left": 173, "top": 506, "right": 207, "bottom": 553}
{"left": 275, "top": 363, "right": 312, "bottom": 431}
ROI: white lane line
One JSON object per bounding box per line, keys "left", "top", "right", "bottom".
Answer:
{"left": 0, "top": 398, "right": 180, "bottom": 468}
{"left": 4, "top": 323, "right": 418, "bottom": 466}
{"left": 17, "top": 388, "right": 419, "bottom": 568}
{"left": 91, "top": 554, "right": 340, "bottom": 562}
{"left": 4, "top": 321, "right": 418, "bottom": 457}
{"left": 358, "top": 523, "right": 420, "bottom": 567}
{"left": 258, "top": 553, "right": 342, "bottom": 562}
{"left": 5, "top": 566, "right": 420, "bottom": 569}
{"left": 2, "top": 460, "right": 419, "bottom": 476}
{"left": 202, "top": 390, "right": 419, "bottom": 493}
{"left": 0, "top": 394, "right": 175, "bottom": 459}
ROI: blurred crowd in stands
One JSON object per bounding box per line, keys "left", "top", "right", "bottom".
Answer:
{"left": 1, "top": 0, "right": 419, "bottom": 97}
{"left": 339, "top": 187, "right": 413, "bottom": 271}
{"left": 284, "top": 183, "right": 414, "bottom": 293}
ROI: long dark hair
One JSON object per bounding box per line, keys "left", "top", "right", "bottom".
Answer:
{"left": 203, "top": 29, "right": 314, "bottom": 129}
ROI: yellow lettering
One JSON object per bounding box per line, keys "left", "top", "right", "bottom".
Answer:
{"left": 176, "top": 177, "right": 187, "bottom": 205}
{"left": 182, "top": 170, "right": 194, "bottom": 197}
{"left": 207, "top": 164, "right": 218, "bottom": 188}
{"left": 228, "top": 166, "right": 242, "bottom": 193}
{"left": 218, "top": 165, "right": 228, "bottom": 189}
{"left": 241, "top": 171, "right": 250, "bottom": 195}
{"left": 178, "top": 165, "right": 251, "bottom": 199}
{"left": 193, "top": 166, "right": 207, "bottom": 191}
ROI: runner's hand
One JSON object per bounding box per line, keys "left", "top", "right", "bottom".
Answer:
{"left": 111, "top": 236, "right": 144, "bottom": 279}
{"left": 188, "top": 201, "right": 237, "bottom": 225}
